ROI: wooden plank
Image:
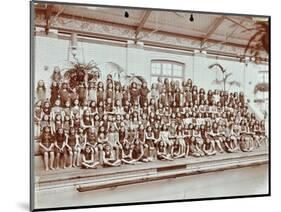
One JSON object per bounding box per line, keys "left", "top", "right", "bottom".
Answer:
{"left": 77, "top": 155, "right": 268, "bottom": 192}
{"left": 201, "top": 16, "right": 225, "bottom": 47}
{"left": 135, "top": 10, "right": 152, "bottom": 38}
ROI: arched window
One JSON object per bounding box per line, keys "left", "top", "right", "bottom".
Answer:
{"left": 150, "top": 60, "right": 184, "bottom": 84}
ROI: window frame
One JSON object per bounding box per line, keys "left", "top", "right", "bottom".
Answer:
{"left": 150, "top": 60, "right": 185, "bottom": 82}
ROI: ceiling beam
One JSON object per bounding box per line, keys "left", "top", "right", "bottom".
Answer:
{"left": 224, "top": 16, "right": 250, "bottom": 30}
{"left": 201, "top": 15, "right": 225, "bottom": 47}
{"left": 35, "top": 10, "right": 250, "bottom": 49}
{"left": 135, "top": 10, "right": 152, "bottom": 39}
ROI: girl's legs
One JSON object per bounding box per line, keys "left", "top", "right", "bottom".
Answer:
{"left": 215, "top": 139, "right": 224, "bottom": 153}
{"left": 63, "top": 153, "right": 67, "bottom": 169}
{"left": 56, "top": 153, "right": 61, "bottom": 169}
{"left": 191, "top": 152, "right": 201, "bottom": 157}
{"left": 98, "top": 145, "right": 103, "bottom": 165}
{"left": 208, "top": 140, "right": 216, "bottom": 156}
{"left": 76, "top": 148, "right": 81, "bottom": 167}
{"left": 112, "top": 159, "right": 121, "bottom": 166}
{"left": 73, "top": 151, "right": 78, "bottom": 167}
{"left": 43, "top": 152, "right": 49, "bottom": 171}
{"left": 49, "top": 152, "right": 55, "bottom": 170}
{"left": 68, "top": 151, "right": 73, "bottom": 168}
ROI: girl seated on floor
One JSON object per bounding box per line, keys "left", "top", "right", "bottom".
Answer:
{"left": 171, "top": 139, "right": 185, "bottom": 159}
{"left": 202, "top": 125, "right": 217, "bottom": 156}
{"left": 107, "top": 124, "right": 121, "bottom": 159}
{"left": 211, "top": 122, "right": 224, "bottom": 153}
{"left": 81, "top": 144, "right": 100, "bottom": 169}
{"left": 120, "top": 140, "right": 136, "bottom": 165}
{"left": 188, "top": 136, "right": 205, "bottom": 157}
{"left": 131, "top": 134, "right": 151, "bottom": 163}
{"left": 193, "top": 125, "right": 204, "bottom": 147}
{"left": 159, "top": 124, "right": 173, "bottom": 154}
{"left": 239, "top": 120, "right": 254, "bottom": 152}
{"left": 157, "top": 140, "right": 173, "bottom": 161}
{"left": 102, "top": 144, "right": 121, "bottom": 167}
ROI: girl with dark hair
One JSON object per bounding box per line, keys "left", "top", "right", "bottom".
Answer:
{"left": 51, "top": 114, "right": 63, "bottom": 134}
{"left": 36, "top": 80, "right": 46, "bottom": 102}
{"left": 88, "top": 81, "right": 97, "bottom": 102}
{"left": 63, "top": 100, "right": 72, "bottom": 119}
{"left": 87, "top": 101, "right": 97, "bottom": 122}
{"left": 130, "top": 82, "right": 139, "bottom": 105}
{"left": 40, "top": 114, "right": 51, "bottom": 133}
{"left": 38, "top": 126, "right": 55, "bottom": 171}
{"left": 139, "top": 82, "right": 150, "bottom": 108}
{"left": 81, "top": 110, "right": 93, "bottom": 130}
{"left": 145, "top": 126, "right": 156, "bottom": 160}
{"left": 160, "top": 124, "right": 173, "bottom": 154}
{"left": 114, "top": 83, "right": 123, "bottom": 104}
{"left": 157, "top": 140, "right": 173, "bottom": 161}
{"left": 50, "top": 81, "right": 59, "bottom": 106}
{"left": 77, "top": 82, "right": 87, "bottom": 105}
{"left": 66, "top": 127, "right": 79, "bottom": 168}
{"left": 81, "top": 145, "right": 100, "bottom": 169}
{"left": 202, "top": 125, "right": 217, "bottom": 156}
{"left": 106, "top": 82, "right": 114, "bottom": 100}
{"left": 76, "top": 128, "right": 86, "bottom": 166}
{"left": 42, "top": 101, "right": 51, "bottom": 116}
{"left": 131, "top": 134, "right": 151, "bottom": 162}
{"left": 239, "top": 119, "right": 254, "bottom": 152}
{"left": 211, "top": 122, "right": 224, "bottom": 153}
{"left": 122, "top": 86, "right": 129, "bottom": 107}
{"left": 71, "top": 99, "right": 80, "bottom": 118}
{"left": 150, "top": 83, "right": 159, "bottom": 101}
{"left": 120, "top": 141, "right": 136, "bottom": 165}
{"left": 102, "top": 144, "right": 121, "bottom": 167}
{"left": 54, "top": 128, "right": 67, "bottom": 169}
{"left": 34, "top": 101, "right": 43, "bottom": 138}
{"left": 51, "top": 99, "right": 63, "bottom": 121}
{"left": 59, "top": 82, "right": 70, "bottom": 106}
{"left": 96, "top": 81, "right": 105, "bottom": 104}
{"left": 63, "top": 115, "right": 72, "bottom": 133}
{"left": 51, "top": 66, "right": 62, "bottom": 83}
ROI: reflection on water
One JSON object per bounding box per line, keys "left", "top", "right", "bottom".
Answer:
{"left": 36, "top": 165, "right": 268, "bottom": 209}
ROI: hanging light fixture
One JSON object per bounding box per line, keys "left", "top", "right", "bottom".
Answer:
{"left": 124, "top": 9, "right": 129, "bottom": 18}
{"left": 189, "top": 13, "right": 194, "bottom": 22}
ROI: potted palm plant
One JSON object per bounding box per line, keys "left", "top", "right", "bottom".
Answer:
{"left": 208, "top": 63, "right": 241, "bottom": 92}
{"left": 244, "top": 21, "right": 269, "bottom": 62}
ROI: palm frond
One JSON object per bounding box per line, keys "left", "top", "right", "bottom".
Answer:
{"left": 212, "top": 79, "right": 224, "bottom": 85}
{"left": 224, "top": 73, "right": 233, "bottom": 81}
{"left": 227, "top": 80, "right": 241, "bottom": 87}
{"left": 208, "top": 63, "right": 226, "bottom": 73}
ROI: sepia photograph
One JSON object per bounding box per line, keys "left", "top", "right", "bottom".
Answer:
{"left": 31, "top": 1, "right": 270, "bottom": 211}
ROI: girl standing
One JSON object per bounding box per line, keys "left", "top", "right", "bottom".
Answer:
{"left": 88, "top": 81, "right": 97, "bottom": 102}
{"left": 50, "top": 81, "right": 59, "bottom": 106}
{"left": 66, "top": 127, "right": 79, "bottom": 168}
{"left": 36, "top": 80, "right": 46, "bottom": 102}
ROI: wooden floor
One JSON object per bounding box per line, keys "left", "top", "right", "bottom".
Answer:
{"left": 35, "top": 147, "right": 268, "bottom": 192}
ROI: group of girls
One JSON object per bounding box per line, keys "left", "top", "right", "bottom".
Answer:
{"left": 35, "top": 68, "right": 268, "bottom": 171}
